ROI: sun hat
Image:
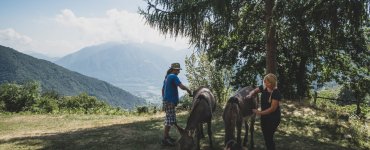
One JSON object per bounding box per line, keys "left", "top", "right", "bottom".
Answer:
{"left": 170, "top": 63, "right": 182, "bottom": 70}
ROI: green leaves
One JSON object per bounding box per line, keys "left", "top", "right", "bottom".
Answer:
{"left": 140, "top": 0, "right": 369, "bottom": 100}
{"left": 0, "top": 81, "right": 40, "bottom": 112}
{"left": 0, "top": 82, "right": 127, "bottom": 115}
{"left": 185, "top": 52, "right": 232, "bottom": 103}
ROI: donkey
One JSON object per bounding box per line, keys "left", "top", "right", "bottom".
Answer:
{"left": 175, "top": 86, "right": 216, "bottom": 150}
{"left": 223, "top": 86, "right": 258, "bottom": 150}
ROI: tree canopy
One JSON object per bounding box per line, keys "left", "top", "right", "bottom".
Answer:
{"left": 140, "top": 0, "right": 369, "bottom": 99}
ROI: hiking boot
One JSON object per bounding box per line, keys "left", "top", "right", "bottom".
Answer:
{"left": 161, "top": 138, "right": 176, "bottom": 147}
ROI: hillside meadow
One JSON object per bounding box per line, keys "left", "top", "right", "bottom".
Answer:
{"left": 0, "top": 99, "right": 369, "bottom": 150}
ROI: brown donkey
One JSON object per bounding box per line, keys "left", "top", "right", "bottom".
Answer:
{"left": 223, "top": 86, "right": 258, "bottom": 150}
{"left": 175, "top": 86, "right": 216, "bottom": 150}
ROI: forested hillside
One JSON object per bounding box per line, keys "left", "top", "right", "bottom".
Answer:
{"left": 0, "top": 45, "right": 145, "bottom": 109}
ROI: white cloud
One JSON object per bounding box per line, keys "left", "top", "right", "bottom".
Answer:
{"left": 0, "top": 28, "right": 33, "bottom": 51}
{"left": 1, "top": 9, "right": 190, "bottom": 57}
{"left": 0, "top": 28, "right": 77, "bottom": 57}
{"left": 55, "top": 9, "right": 190, "bottom": 51}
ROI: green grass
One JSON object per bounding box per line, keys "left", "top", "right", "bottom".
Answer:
{"left": 0, "top": 99, "right": 369, "bottom": 150}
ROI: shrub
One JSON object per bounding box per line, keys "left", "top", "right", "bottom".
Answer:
{"left": 41, "top": 90, "right": 60, "bottom": 100}
{"left": 0, "top": 100, "right": 5, "bottom": 112}
{"left": 58, "top": 92, "right": 110, "bottom": 114}
{"left": 0, "top": 82, "right": 128, "bottom": 115}
{"left": 178, "top": 94, "right": 192, "bottom": 111}
{"left": 338, "top": 86, "right": 356, "bottom": 105}
{"left": 136, "top": 106, "right": 149, "bottom": 114}
{"left": 0, "top": 81, "right": 40, "bottom": 112}
{"left": 134, "top": 103, "right": 161, "bottom": 114}
{"left": 0, "top": 83, "right": 22, "bottom": 112}
{"left": 31, "top": 97, "right": 59, "bottom": 113}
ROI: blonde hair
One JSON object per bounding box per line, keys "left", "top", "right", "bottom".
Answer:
{"left": 264, "top": 73, "right": 278, "bottom": 88}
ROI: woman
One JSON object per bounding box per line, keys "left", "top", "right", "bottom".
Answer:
{"left": 247, "top": 73, "right": 282, "bottom": 150}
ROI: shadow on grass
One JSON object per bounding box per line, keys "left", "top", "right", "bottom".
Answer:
{"left": 274, "top": 133, "right": 356, "bottom": 150}
{"left": 0, "top": 114, "right": 179, "bottom": 150}
{"left": 0, "top": 112, "right": 361, "bottom": 150}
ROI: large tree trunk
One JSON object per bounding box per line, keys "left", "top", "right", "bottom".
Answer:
{"left": 265, "top": 0, "right": 277, "bottom": 74}
{"left": 296, "top": 58, "right": 307, "bottom": 98}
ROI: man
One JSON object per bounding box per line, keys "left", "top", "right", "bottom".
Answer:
{"left": 161, "top": 62, "right": 191, "bottom": 146}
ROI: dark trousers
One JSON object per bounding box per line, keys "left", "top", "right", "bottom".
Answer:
{"left": 261, "top": 117, "right": 280, "bottom": 150}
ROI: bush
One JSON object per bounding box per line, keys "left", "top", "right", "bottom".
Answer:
{"left": 0, "top": 100, "right": 5, "bottom": 112}
{"left": 136, "top": 106, "right": 149, "bottom": 114}
{"left": 0, "top": 82, "right": 128, "bottom": 115}
{"left": 338, "top": 86, "right": 356, "bottom": 105}
{"left": 178, "top": 94, "right": 192, "bottom": 111}
{"left": 41, "top": 90, "right": 60, "bottom": 100}
{"left": 31, "top": 97, "right": 59, "bottom": 113}
{"left": 135, "top": 104, "right": 160, "bottom": 114}
{"left": 0, "top": 81, "right": 40, "bottom": 112}
{"left": 58, "top": 92, "right": 111, "bottom": 114}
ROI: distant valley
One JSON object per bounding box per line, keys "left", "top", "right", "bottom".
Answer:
{"left": 53, "top": 42, "right": 192, "bottom": 104}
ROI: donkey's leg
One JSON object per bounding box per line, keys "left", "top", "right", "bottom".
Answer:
{"left": 199, "top": 123, "right": 205, "bottom": 138}
{"left": 249, "top": 116, "right": 255, "bottom": 149}
{"left": 207, "top": 122, "right": 213, "bottom": 148}
{"left": 236, "top": 118, "right": 242, "bottom": 146}
{"left": 224, "top": 120, "right": 234, "bottom": 145}
{"left": 243, "top": 119, "right": 249, "bottom": 147}
{"left": 224, "top": 122, "right": 228, "bottom": 145}
{"left": 196, "top": 124, "right": 202, "bottom": 150}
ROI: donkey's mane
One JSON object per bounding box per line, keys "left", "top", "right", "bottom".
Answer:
{"left": 192, "top": 86, "right": 209, "bottom": 96}
{"left": 186, "top": 86, "right": 213, "bottom": 130}
{"left": 186, "top": 94, "right": 207, "bottom": 128}
{"left": 191, "top": 86, "right": 212, "bottom": 110}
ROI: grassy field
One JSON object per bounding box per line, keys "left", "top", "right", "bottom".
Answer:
{"left": 0, "top": 100, "right": 369, "bottom": 150}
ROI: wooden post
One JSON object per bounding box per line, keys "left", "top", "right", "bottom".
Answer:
{"left": 313, "top": 91, "right": 317, "bottom": 106}
{"left": 356, "top": 98, "right": 361, "bottom": 115}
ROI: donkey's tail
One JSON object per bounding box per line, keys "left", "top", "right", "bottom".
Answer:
{"left": 223, "top": 97, "right": 240, "bottom": 145}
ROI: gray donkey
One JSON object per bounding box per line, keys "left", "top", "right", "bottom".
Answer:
{"left": 223, "top": 86, "right": 258, "bottom": 150}
{"left": 175, "top": 86, "right": 216, "bottom": 150}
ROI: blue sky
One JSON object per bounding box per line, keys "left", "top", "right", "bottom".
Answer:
{"left": 0, "top": 0, "right": 189, "bottom": 57}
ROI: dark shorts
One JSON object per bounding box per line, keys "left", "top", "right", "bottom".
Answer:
{"left": 163, "top": 101, "right": 176, "bottom": 126}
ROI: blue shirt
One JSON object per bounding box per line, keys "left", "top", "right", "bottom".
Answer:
{"left": 163, "top": 74, "right": 181, "bottom": 104}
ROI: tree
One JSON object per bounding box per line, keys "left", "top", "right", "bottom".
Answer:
{"left": 0, "top": 81, "right": 40, "bottom": 112}
{"left": 185, "top": 52, "right": 232, "bottom": 103}
{"left": 265, "top": 0, "right": 277, "bottom": 74}
{"left": 140, "top": 0, "right": 369, "bottom": 99}
{"left": 59, "top": 92, "right": 108, "bottom": 113}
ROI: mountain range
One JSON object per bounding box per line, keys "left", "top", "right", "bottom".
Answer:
{"left": 54, "top": 42, "right": 192, "bottom": 104}
{"left": 0, "top": 45, "right": 146, "bottom": 109}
